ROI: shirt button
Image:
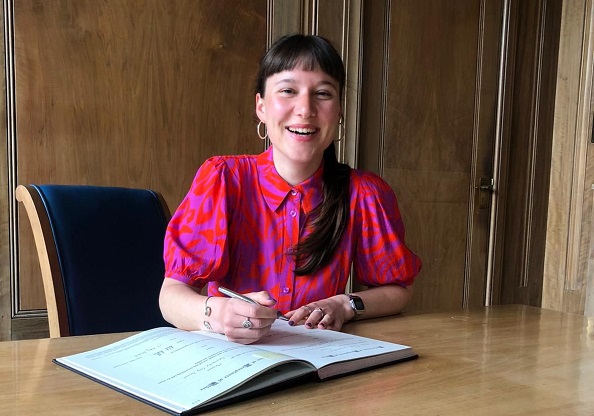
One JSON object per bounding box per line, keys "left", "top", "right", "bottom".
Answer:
{"left": 290, "top": 210, "right": 296, "bottom": 217}
{"left": 291, "top": 190, "right": 298, "bottom": 196}
{"left": 282, "top": 287, "right": 290, "bottom": 294}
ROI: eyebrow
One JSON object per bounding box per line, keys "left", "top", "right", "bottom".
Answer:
{"left": 274, "top": 78, "right": 338, "bottom": 90}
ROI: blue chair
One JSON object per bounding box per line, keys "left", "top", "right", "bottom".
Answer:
{"left": 16, "top": 184, "right": 171, "bottom": 337}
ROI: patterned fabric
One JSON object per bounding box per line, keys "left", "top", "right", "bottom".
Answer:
{"left": 164, "top": 146, "right": 421, "bottom": 313}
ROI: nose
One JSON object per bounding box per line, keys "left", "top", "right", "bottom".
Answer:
{"left": 295, "top": 93, "right": 316, "bottom": 118}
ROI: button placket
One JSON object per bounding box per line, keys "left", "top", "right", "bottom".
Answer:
{"left": 279, "top": 189, "right": 301, "bottom": 309}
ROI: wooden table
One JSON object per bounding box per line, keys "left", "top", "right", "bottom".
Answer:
{"left": 1, "top": 305, "right": 592, "bottom": 415}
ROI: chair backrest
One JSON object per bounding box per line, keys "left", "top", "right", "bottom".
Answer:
{"left": 16, "top": 184, "right": 172, "bottom": 337}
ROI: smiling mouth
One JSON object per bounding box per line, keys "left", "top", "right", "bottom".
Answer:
{"left": 287, "top": 127, "right": 318, "bottom": 136}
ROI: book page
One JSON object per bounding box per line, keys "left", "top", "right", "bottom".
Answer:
{"left": 55, "top": 327, "right": 313, "bottom": 414}
{"left": 201, "top": 322, "right": 413, "bottom": 375}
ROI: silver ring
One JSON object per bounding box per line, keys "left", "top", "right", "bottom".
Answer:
{"left": 302, "top": 305, "right": 313, "bottom": 313}
{"left": 242, "top": 318, "right": 253, "bottom": 329}
{"left": 314, "top": 307, "right": 325, "bottom": 317}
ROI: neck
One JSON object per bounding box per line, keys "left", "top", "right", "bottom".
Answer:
{"left": 273, "top": 157, "right": 323, "bottom": 186}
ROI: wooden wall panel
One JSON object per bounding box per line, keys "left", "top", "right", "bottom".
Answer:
{"left": 10, "top": 0, "right": 267, "bottom": 332}
{"left": 0, "top": 3, "right": 10, "bottom": 339}
{"left": 544, "top": 0, "right": 592, "bottom": 315}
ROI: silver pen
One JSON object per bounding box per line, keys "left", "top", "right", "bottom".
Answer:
{"left": 218, "top": 286, "right": 289, "bottom": 321}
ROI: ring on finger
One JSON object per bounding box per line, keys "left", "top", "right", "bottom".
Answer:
{"left": 242, "top": 317, "right": 253, "bottom": 329}
{"left": 313, "top": 307, "right": 325, "bottom": 318}
{"left": 302, "top": 305, "right": 313, "bottom": 314}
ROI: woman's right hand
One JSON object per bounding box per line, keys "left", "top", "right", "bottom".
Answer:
{"left": 220, "top": 291, "right": 278, "bottom": 344}
{"left": 159, "top": 279, "right": 278, "bottom": 345}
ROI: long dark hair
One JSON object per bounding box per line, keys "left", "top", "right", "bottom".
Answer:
{"left": 255, "top": 34, "right": 351, "bottom": 276}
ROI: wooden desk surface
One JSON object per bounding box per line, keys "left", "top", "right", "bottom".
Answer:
{"left": 1, "top": 305, "right": 592, "bottom": 415}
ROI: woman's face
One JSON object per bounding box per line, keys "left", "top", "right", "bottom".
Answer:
{"left": 256, "top": 67, "right": 342, "bottom": 183}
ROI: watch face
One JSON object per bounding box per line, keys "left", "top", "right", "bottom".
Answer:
{"left": 351, "top": 296, "right": 365, "bottom": 311}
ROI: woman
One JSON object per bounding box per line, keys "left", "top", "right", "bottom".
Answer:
{"left": 159, "top": 34, "right": 421, "bottom": 344}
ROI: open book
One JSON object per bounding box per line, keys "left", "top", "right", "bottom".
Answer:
{"left": 54, "top": 321, "right": 417, "bottom": 415}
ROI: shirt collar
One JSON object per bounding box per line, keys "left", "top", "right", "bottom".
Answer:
{"left": 256, "top": 146, "right": 324, "bottom": 214}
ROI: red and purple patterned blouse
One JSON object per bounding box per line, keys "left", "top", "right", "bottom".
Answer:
{"left": 164, "top": 146, "right": 421, "bottom": 313}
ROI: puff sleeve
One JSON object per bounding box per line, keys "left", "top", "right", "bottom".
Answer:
{"left": 352, "top": 172, "right": 421, "bottom": 287}
{"left": 163, "top": 157, "right": 231, "bottom": 288}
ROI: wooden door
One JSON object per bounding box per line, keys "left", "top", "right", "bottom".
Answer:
{"left": 359, "top": 0, "right": 504, "bottom": 312}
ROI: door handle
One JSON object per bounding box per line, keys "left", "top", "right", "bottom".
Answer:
{"left": 477, "top": 177, "right": 494, "bottom": 209}
{"left": 479, "top": 177, "right": 494, "bottom": 191}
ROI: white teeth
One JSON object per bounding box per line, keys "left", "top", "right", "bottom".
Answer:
{"left": 288, "top": 127, "right": 316, "bottom": 134}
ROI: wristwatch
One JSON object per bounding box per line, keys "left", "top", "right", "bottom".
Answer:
{"left": 345, "top": 294, "right": 365, "bottom": 321}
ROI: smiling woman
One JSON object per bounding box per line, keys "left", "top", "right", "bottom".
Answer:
{"left": 158, "top": 34, "right": 422, "bottom": 345}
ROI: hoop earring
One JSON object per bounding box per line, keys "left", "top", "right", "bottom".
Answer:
{"left": 334, "top": 115, "right": 344, "bottom": 142}
{"left": 257, "top": 121, "right": 268, "bottom": 140}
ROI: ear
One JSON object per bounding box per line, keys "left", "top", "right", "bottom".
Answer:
{"left": 255, "top": 93, "right": 266, "bottom": 122}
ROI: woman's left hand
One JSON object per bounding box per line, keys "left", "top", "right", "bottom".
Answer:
{"left": 285, "top": 294, "right": 354, "bottom": 331}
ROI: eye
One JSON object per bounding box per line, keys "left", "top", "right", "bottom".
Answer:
{"left": 316, "top": 90, "right": 334, "bottom": 99}
{"left": 278, "top": 88, "right": 296, "bottom": 95}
